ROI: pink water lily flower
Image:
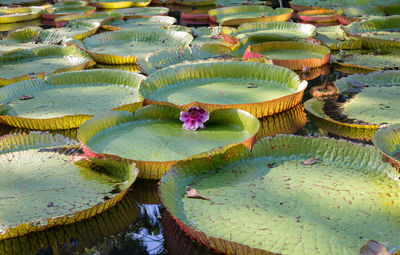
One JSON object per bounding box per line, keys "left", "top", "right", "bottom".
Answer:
{"left": 180, "top": 106, "right": 210, "bottom": 130}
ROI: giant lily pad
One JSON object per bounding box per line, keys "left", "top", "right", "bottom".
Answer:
{"left": 191, "top": 26, "right": 240, "bottom": 50}
{"left": 0, "top": 18, "right": 41, "bottom": 32}
{"left": 47, "top": 20, "right": 101, "bottom": 40}
{"left": 160, "top": 135, "right": 400, "bottom": 255}
{"left": 54, "top": 11, "right": 123, "bottom": 27}
{"left": 114, "top": 7, "right": 169, "bottom": 19}
{"left": 0, "top": 45, "right": 95, "bottom": 86}
{"left": 315, "top": 25, "right": 362, "bottom": 50}
{"left": 0, "top": 26, "right": 66, "bottom": 52}
{"left": 244, "top": 41, "right": 331, "bottom": 70}
{"left": 137, "top": 44, "right": 233, "bottom": 75}
{"left": 89, "top": 0, "right": 151, "bottom": 9}
{"left": 77, "top": 27, "right": 193, "bottom": 64}
{"left": 332, "top": 48, "right": 400, "bottom": 74}
{"left": 41, "top": 6, "right": 96, "bottom": 20}
{"left": 343, "top": 16, "right": 400, "bottom": 49}
{"left": 298, "top": 9, "right": 337, "bottom": 23}
{"left": 102, "top": 15, "right": 176, "bottom": 31}
{"left": 53, "top": 1, "right": 89, "bottom": 7}
{"left": 305, "top": 70, "right": 400, "bottom": 141}
{"left": 208, "top": 5, "right": 293, "bottom": 26}
{"left": 0, "top": 0, "right": 44, "bottom": 5}
{"left": 174, "top": 0, "right": 215, "bottom": 7}
{"left": 140, "top": 61, "right": 307, "bottom": 118}
{"left": 0, "top": 132, "right": 138, "bottom": 253}
{"left": 374, "top": 124, "right": 400, "bottom": 171}
{"left": 235, "top": 21, "right": 316, "bottom": 42}
{"left": 0, "top": 6, "right": 42, "bottom": 24}
{"left": 0, "top": 69, "right": 145, "bottom": 130}
{"left": 77, "top": 104, "right": 260, "bottom": 179}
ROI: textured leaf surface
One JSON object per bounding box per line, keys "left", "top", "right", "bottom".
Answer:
{"left": 160, "top": 135, "right": 400, "bottom": 255}
{"left": 316, "top": 25, "right": 362, "bottom": 50}
{"left": 90, "top": 0, "right": 151, "bottom": 9}
{"left": 374, "top": 123, "right": 400, "bottom": 170}
{"left": 0, "top": 69, "right": 145, "bottom": 129}
{"left": 102, "top": 15, "right": 176, "bottom": 30}
{"left": 0, "top": 132, "right": 138, "bottom": 247}
{"left": 114, "top": 7, "right": 169, "bottom": 18}
{"left": 0, "top": 6, "right": 42, "bottom": 24}
{"left": 140, "top": 60, "right": 307, "bottom": 118}
{"left": 191, "top": 26, "right": 240, "bottom": 50}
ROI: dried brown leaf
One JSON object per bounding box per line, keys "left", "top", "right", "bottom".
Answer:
{"left": 301, "top": 158, "right": 320, "bottom": 165}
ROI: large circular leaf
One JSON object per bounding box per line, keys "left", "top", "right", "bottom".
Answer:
{"left": 373, "top": 124, "right": 400, "bottom": 171}
{"left": 297, "top": 9, "right": 337, "bottom": 23}
{"left": 0, "top": 132, "right": 138, "bottom": 254}
{"left": 89, "top": 0, "right": 151, "bottom": 9}
{"left": 102, "top": 15, "right": 176, "bottom": 31}
{"left": 244, "top": 41, "right": 331, "bottom": 70}
{"left": 315, "top": 25, "right": 362, "bottom": 50}
{"left": 77, "top": 104, "right": 260, "bottom": 179}
{"left": 78, "top": 27, "right": 193, "bottom": 64}
{"left": 0, "top": 6, "right": 42, "bottom": 24}
{"left": 137, "top": 44, "right": 233, "bottom": 75}
{"left": 208, "top": 5, "right": 293, "bottom": 26}
{"left": 191, "top": 26, "right": 240, "bottom": 50}
{"left": 46, "top": 20, "right": 101, "bottom": 40}
{"left": 343, "top": 16, "right": 400, "bottom": 49}
{"left": 0, "top": 69, "right": 145, "bottom": 130}
{"left": 0, "top": 45, "right": 95, "bottom": 86}
{"left": 54, "top": 11, "right": 123, "bottom": 27}
{"left": 140, "top": 60, "right": 307, "bottom": 118}
{"left": 41, "top": 6, "right": 96, "bottom": 20}
{"left": 160, "top": 135, "right": 400, "bottom": 255}
{"left": 114, "top": 7, "right": 169, "bottom": 19}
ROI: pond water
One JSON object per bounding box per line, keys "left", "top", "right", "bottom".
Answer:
{"left": 0, "top": 1, "right": 391, "bottom": 254}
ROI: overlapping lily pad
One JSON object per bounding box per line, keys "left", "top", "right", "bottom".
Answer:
{"left": 89, "top": 0, "right": 151, "bottom": 9}
{"left": 47, "top": 20, "right": 101, "bottom": 40}
{"left": 137, "top": 44, "right": 233, "bottom": 75}
{"left": 53, "top": 1, "right": 89, "bottom": 7}
{"left": 0, "top": 6, "right": 42, "bottom": 24}
{"left": 102, "top": 15, "right": 176, "bottom": 31}
{"left": 208, "top": 5, "right": 293, "bottom": 26}
{"left": 160, "top": 135, "right": 400, "bottom": 255}
{"left": 191, "top": 26, "right": 240, "bottom": 50}
{"left": 0, "top": 132, "right": 138, "bottom": 254}
{"left": 298, "top": 9, "right": 337, "bottom": 23}
{"left": 316, "top": 25, "right": 362, "bottom": 50}
{"left": 374, "top": 124, "right": 400, "bottom": 171}
{"left": 140, "top": 61, "right": 307, "bottom": 118}
{"left": 332, "top": 48, "right": 400, "bottom": 74}
{"left": 244, "top": 41, "right": 330, "bottom": 70}
{"left": 54, "top": 11, "right": 123, "bottom": 27}
{"left": 77, "top": 104, "right": 259, "bottom": 179}
{"left": 0, "top": 69, "right": 145, "bottom": 130}
{"left": 343, "top": 16, "right": 400, "bottom": 49}
{"left": 115, "top": 7, "right": 169, "bottom": 19}
{"left": 41, "top": 6, "right": 96, "bottom": 20}
{"left": 305, "top": 70, "right": 400, "bottom": 141}
{"left": 0, "top": 45, "right": 95, "bottom": 86}
{"left": 77, "top": 27, "right": 193, "bottom": 64}
{"left": 174, "top": 0, "right": 215, "bottom": 6}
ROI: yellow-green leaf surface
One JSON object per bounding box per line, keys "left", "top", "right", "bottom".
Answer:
{"left": 102, "top": 15, "right": 176, "bottom": 31}
{"left": 0, "top": 132, "right": 138, "bottom": 253}
{"left": 140, "top": 60, "right": 307, "bottom": 118}
{"left": 41, "top": 6, "right": 96, "bottom": 20}
{"left": 46, "top": 20, "right": 101, "bottom": 40}
{"left": 90, "top": 0, "right": 151, "bottom": 9}
{"left": 52, "top": 1, "right": 89, "bottom": 7}
{"left": 0, "top": 69, "right": 145, "bottom": 130}
{"left": 208, "top": 5, "right": 293, "bottom": 26}
{"left": 0, "top": 19, "right": 41, "bottom": 32}
{"left": 332, "top": 48, "right": 400, "bottom": 74}
{"left": 78, "top": 104, "right": 259, "bottom": 178}
{"left": 373, "top": 124, "right": 400, "bottom": 170}
{"left": 160, "top": 135, "right": 400, "bottom": 255}
{"left": 316, "top": 25, "right": 362, "bottom": 50}
{"left": 190, "top": 26, "right": 240, "bottom": 50}
{"left": 54, "top": 11, "right": 123, "bottom": 26}
{"left": 0, "top": 45, "right": 95, "bottom": 86}
{"left": 79, "top": 27, "right": 193, "bottom": 64}
{"left": 343, "top": 16, "right": 400, "bottom": 49}
{"left": 0, "top": 6, "right": 42, "bottom": 24}
{"left": 114, "top": 7, "right": 169, "bottom": 18}
{"left": 137, "top": 44, "right": 233, "bottom": 75}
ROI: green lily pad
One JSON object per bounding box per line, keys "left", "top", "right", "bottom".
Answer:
{"left": 140, "top": 60, "right": 307, "bottom": 118}
{"left": 191, "top": 26, "right": 240, "bottom": 50}
{"left": 0, "top": 6, "right": 42, "bottom": 24}
{"left": 0, "top": 0, "right": 44, "bottom": 5}
{"left": 235, "top": 21, "right": 316, "bottom": 41}
{"left": 0, "top": 26, "right": 66, "bottom": 52}
{"left": 208, "top": 5, "right": 293, "bottom": 26}
{"left": 343, "top": 16, "right": 400, "bottom": 49}
{"left": 46, "top": 20, "right": 101, "bottom": 40}
{"left": 79, "top": 27, "right": 193, "bottom": 64}
{"left": 336, "top": 5, "right": 385, "bottom": 17}
{"left": 77, "top": 104, "right": 259, "bottom": 179}
{"left": 316, "top": 25, "right": 362, "bottom": 50}
{"left": 0, "top": 45, "right": 95, "bottom": 86}
{"left": 53, "top": 1, "right": 89, "bottom": 7}
{"left": 217, "top": 0, "right": 266, "bottom": 6}
{"left": 0, "top": 18, "right": 41, "bottom": 32}
{"left": 0, "top": 132, "right": 138, "bottom": 246}
{"left": 0, "top": 69, "right": 145, "bottom": 130}
{"left": 137, "top": 44, "right": 233, "bottom": 75}
{"left": 102, "top": 15, "right": 176, "bottom": 31}
{"left": 160, "top": 135, "right": 400, "bottom": 255}
{"left": 54, "top": 11, "right": 124, "bottom": 27}
{"left": 373, "top": 123, "right": 400, "bottom": 170}
{"left": 332, "top": 48, "right": 400, "bottom": 73}
{"left": 41, "top": 6, "right": 96, "bottom": 20}
{"left": 114, "top": 7, "right": 169, "bottom": 18}
{"left": 89, "top": 0, "right": 151, "bottom": 9}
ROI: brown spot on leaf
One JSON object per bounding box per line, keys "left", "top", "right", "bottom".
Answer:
{"left": 301, "top": 158, "right": 320, "bottom": 165}
{"left": 19, "top": 95, "right": 34, "bottom": 100}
